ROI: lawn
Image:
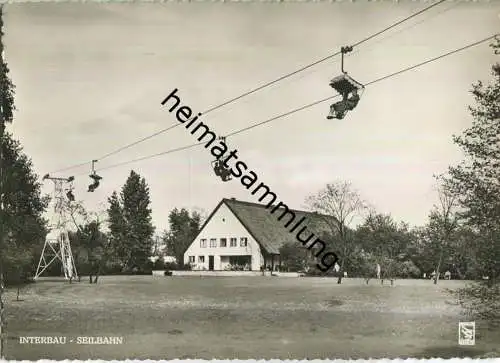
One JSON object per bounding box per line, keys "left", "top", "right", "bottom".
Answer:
{"left": 3, "top": 276, "right": 499, "bottom": 360}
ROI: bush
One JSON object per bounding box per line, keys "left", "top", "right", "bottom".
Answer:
{"left": 103, "top": 262, "right": 124, "bottom": 275}
{"left": 163, "top": 262, "right": 192, "bottom": 271}
{"left": 164, "top": 262, "right": 179, "bottom": 271}
{"left": 397, "top": 260, "right": 421, "bottom": 279}
{"left": 153, "top": 258, "right": 165, "bottom": 270}
{"left": 456, "top": 282, "right": 500, "bottom": 327}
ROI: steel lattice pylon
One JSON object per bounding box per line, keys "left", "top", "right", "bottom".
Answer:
{"left": 34, "top": 175, "right": 78, "bottom": 280}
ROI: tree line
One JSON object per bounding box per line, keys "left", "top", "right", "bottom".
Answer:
{"left": 42, "top": 170, "right": 204, "bottom": 281}
{"left": 279, "top": 182, "right": 482, "bottom": 282}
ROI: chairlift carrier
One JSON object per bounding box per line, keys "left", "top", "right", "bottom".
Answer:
{"left": 327, "top": 46, "right": 365, "bottom": 120}
{"left": 88, "top": 159, "right": 102, "bottom": 192}
{"left": 212, "top": 136, "right": 232, "bottom": 182}
{"left": 329, "top": 46, "right": 364, "bottom": 97}
{"left": 329, "top": 74, "right": 364, "bottom": 97}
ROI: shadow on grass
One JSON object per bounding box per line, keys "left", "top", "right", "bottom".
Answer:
{"left": 168, "top": 329, "right": 183, "bottom": 335}
{"left": 325, "top": 299, "right": 343, "bottom": 307}
{"left": 413, "top": 346, "right": 490, "bottom": 359}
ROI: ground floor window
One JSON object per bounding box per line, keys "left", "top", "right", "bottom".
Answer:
{"left": 189, "top": 256, "right": 195, "bottom": 263}
{"left": 227, "top": 255, "right": 251, "bottom": 270}
{"left": 198, "top": 256, "right": 205, "bottom": 263}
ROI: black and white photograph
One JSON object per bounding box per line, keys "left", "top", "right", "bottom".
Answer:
{"left": 0, "top": 0, "right": 499, "bottom": 360}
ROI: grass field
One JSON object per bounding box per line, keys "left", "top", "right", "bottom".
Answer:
{"left": 3, "top": 276, "right": 499, "bottom": 360}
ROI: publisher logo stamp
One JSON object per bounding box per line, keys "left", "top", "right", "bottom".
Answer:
{"left": 458, "top": 322, "right": 475, "bottom": 346}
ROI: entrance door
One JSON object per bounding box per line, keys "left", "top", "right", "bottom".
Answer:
{"left": 208, "top": 256, "right": 214, "bottom": 271}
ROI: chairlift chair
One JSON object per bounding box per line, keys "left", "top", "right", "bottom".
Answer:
{"left": 212, "top": 159, "right": 232, "bottom": 182}
{"left": 327, "top": 45, "right": 364, "bottom": 120}
{"left": 88, "top": 174, "right": 102, "bottom": 192}
{"left": 65, "top": 176, "right": 76, "bottom": 201}
{"left": 329, "top": 74, "right": 364, "bottom": 98}
{"left": 220, "top": 167, "right": 232, "bottom": 182}
{"left": 87, "top": 160, "right": 102, "bottom": 192}
{"left": 211, "top": 136, "right": 232, "bottom": 182}
{"left": 66, "top": 190, "right": 75, "bottom": 202}
{"left": 212, "top": 159, "right": 222, "bottom": 177}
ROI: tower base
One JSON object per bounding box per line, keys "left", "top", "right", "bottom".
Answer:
{"left": 34, "top": 229, "right": 78, "bottom": 280}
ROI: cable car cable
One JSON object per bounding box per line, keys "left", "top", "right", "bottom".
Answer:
{"left": 229, "top": 34, "right": 498, "bottom": 137}
{"left": 51, "top": 161, "right": 93, "bottom": 174}
{"left": 202, "top": 0, "right": 448, "bottom": 116}
{"left": 350, "top": 0, "right": 448, "bottom": 49}
{"left": 50, "top": 0, "right": 449, "bottom": 175}
{"left": 95, "top": 123, "right": 180, "bottom": 162}
{"left": 73, "top": 142, "right": 206, "bottom": 176}
{"left": 279, "top": 0, "right": 462, "bottom": 86}
{"left": 82, "top": 33, "right": 498, "bottom": 174}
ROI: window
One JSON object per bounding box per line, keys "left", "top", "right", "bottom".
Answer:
{"left": 198, "top": 256, "right": 205, "bottom": 263}
{"left": 240, "top": 237, "right": 248, "bottom": 247}
{"left": 210, "top": 238, "right": 217, "bottom": 248}
{"left": 200, "top": 239, "right": 207, "bottom": 248}
{"left": 220, "top": 238, "right": 227, "bottom": 247}
{"left": 189, "top": 256, "right": 195, "bottom": 263}
{"left": 230, "top": 238, "right": 237, "bottom": 247}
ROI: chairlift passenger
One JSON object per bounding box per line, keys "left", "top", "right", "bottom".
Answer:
{"left": 326, "top": 46, "right": 364, "bottom": 120}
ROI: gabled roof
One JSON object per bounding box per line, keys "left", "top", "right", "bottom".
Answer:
{"left": 199, "top": 198, "right": 338, "bottom": 255}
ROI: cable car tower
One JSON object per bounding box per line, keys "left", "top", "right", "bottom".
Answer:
{"left": 34, "top": 174, "right": 78, "bottom": 280}
{"left": 327, "top": 46, "right": 365, "bottom": 120}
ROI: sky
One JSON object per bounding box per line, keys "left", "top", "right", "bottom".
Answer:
{"left": 4, "top": 0, "right": 500, "bottom": 233}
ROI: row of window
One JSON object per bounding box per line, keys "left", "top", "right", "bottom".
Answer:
{"left": 188, "top": 255, "right": 251, "bottom": 264}
{"left": 200, "top": 237, "right": 248, "bottom": 248}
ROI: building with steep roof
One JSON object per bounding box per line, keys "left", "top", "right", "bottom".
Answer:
{"left": 183, "top": 198, "right": 336, "bottom": 271}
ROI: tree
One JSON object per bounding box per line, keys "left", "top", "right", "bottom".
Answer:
{"left": 0, "top": 6, "right": 20, "bottom": 358}
{"left": 410, "top": 223, "right": 478, "bottom": 280}
{"left": 445, "top": 37, "right": 500, "bottom": 325}
{"left": 427, "top": 184, "right": 459, "bottom": 284}
{"left": 69, "top": 220, "right": 108, "bottom": 283}
{"left": 63, "top": 200, "right": 87, "bottom": 276}
{"left": 356, "top": 210, "right": 414, "bottom": 284}
{"left": 151, "top": 235, "right": 162, "bottom": 256}
{"left": 66, "top": 200, "right": 109, "bottom": 284}
{"left": 279, "top": 241, "right": 311, "bottom": 272}
{"left": 305, "top": 181, "right": 366, "bottom": 283}
{"left": 79, "top": 203, "right": 110, "bottom": 283}
{"left": 191, "top": 207, "right": 208, "bottom": 225}
{"left": 407, "top": 226, "right": 433, "bottom": 277}
{"left": 163, "top": 208, "right": 201, "bottom": 267}
{"left": 106, "top": 170, "right": 155, "bottom": 273}
{"left": 1, "top": 133, "right": 49, "bottom": 275}
{"left": 446, "top": 38, "right": 500, "bottom": 282}
{"left": 450, "top": 226, "right": 482, "bottom": 279}
{"left": 107, "top": 191, "right": 127, "bottom": 269}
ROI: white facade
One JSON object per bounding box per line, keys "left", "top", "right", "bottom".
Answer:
{"left": 183, "top": 202, "right": 264, "bottom": 271}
